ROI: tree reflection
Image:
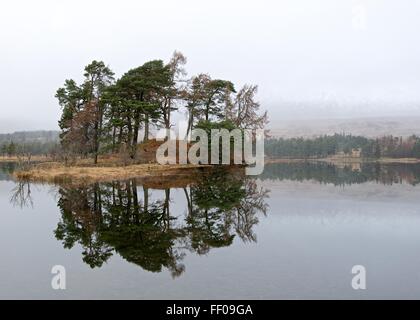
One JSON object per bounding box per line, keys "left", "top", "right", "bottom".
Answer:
{"left": 10, "top": 181, "right": 33, "bottom": 208}
{"left": 260, "top": 162, "right": 420, "bottom": 186}
{"left": 184, "top": 169, "right": 269, "bottom": 255}
{"left": 10, "top": 161, "right": 420, "bottom": 277}
{"left": 55, "top": 184, "right": 113, "bottom": 268}
{"left": 53, "top": 168, "right": 269, "bottom": 277}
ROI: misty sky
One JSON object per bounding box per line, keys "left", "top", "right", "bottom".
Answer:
{"left": 1, "top": 0, "right": 420, "bottom": 133}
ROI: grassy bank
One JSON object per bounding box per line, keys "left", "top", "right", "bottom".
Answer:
{"left": 14, "top": 162, "right": 211, "bottom": 185}
{"left": 14, "top": 154, "right": 420, "bottom": 185}
{"left": 0, "top": 155, "right": 52, "bottom": 162}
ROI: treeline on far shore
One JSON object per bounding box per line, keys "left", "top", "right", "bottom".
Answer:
{"left": 0, "top": 141, "right": 60, "bottom": 157}
{"left": 3, "top": 132, "right": 420, "bottom": 161}
{"left": 265, "top": 133, "right": 420, "bottom": 159}
{"left": 0, "top": 130, "right": 60, "bottom": 158}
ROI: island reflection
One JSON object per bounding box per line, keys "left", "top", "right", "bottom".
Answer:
{"left": 53, "top": 168, "right": 269, "bottom": 278}
{"left": 10, "top": 161, "right": 420, "bottom": 277}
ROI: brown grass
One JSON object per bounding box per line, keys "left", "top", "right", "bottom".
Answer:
{"left": 14, "top": 162, "right": 211, "bottom": 185}
{"left": 10, "top": 139, "right": 245, "bottom": 186}
{"left": 0, "top": 155, "right": 52, "bottom": 162}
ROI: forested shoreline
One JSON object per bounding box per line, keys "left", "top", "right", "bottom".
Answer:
{"left": 3, "top": 55, "right": 420, "bottom": 164}
{"left": 0, "top": 141, "right": 59, "bottom": 157}
{"left": 0, "top": 131, "right": 60, "bottom": 157}
{"left": 265, "top": 134, "right": 420, "bottom": 159}
{"left": 4, "top": 131, "right": 420, "bottom": 161}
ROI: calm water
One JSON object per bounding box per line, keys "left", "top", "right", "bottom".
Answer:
{"left": 1, "top": 161, "right": 420, "bottom": 299}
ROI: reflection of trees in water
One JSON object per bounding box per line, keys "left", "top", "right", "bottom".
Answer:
{"left": 185, "top": 171, "right": 269, "bottom": 255}
{"left": 261, "top": 162, "right": 420, "bottom": 186}
{"left": 53, "top": 169, "right": 269, "bottom": 277}
{"left": 10, "top": 181, "right": 33, "bottom": 208}
{"left": 55, "top": 185, "right": 113, "bottom": 268}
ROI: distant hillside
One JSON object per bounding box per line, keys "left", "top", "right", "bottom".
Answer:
{"left": 0, "top": 131, "right": 59, "bottom": 144}
{"left": 269, "top": 116, "right": 420, "bottom": 138}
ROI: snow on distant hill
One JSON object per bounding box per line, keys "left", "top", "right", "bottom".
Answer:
{"left": 269, "top": 116, "right": 420, "bottom": 138}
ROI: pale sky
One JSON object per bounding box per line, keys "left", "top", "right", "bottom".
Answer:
{"left": 1, "top": 0, "right": 420, "bottom": 132}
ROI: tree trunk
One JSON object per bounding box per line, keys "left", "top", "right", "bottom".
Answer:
{"left": 205, "top": 106, "right": 209, "bottom": 121}
{"left": 112, "top": 125, "right": 116, "bottom": 153}
{"left": 144, "top": 114, "right": 149, "bottom": 142}
{"left": 118, "top": 124, "right": 124, "bottom": 147}
{"left": 186, "top": 109, "right": 194, "bottom": 139}
{"left": 93, "top": 119, "right": 99, "bottom": 165}
{"left": 131, "top": 110, "right": 140, "bottom": 159}
{"left": 166, "top": 98, "right": 171, "bottom": 129}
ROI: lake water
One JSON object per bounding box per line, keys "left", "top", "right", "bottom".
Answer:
{"left": 1, "top": 161, "right": 420, "bottom": 299}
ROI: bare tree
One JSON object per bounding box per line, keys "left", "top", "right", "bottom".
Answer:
{"left": 10, "top": 181, "right": 33, "bottom": 208}
{"left": 161, "top": 51, "right": 188, "bottom": 130}
{"left": 226, "top": 84, "right": 268, "bottom": 130}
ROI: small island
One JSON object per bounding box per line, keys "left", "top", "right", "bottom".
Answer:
{"left": 8, "top": 54, "right": 420, "bottom": 183}
{"left": 13, "top": 52, "right": 267, "bottom": 184}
